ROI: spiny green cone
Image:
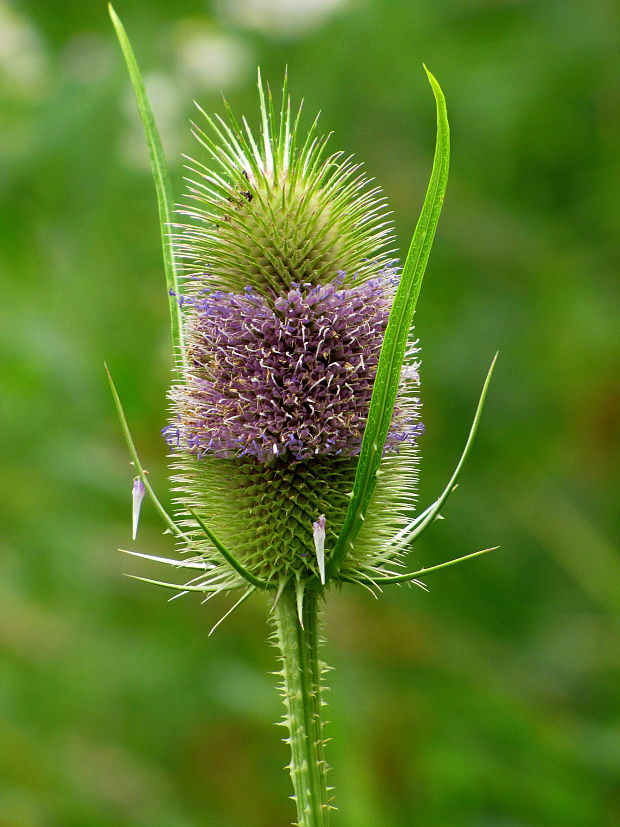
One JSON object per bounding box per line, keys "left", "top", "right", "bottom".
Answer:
{"left": 164, "top": 78, "right": 423, "bottom": 592}
{"left": 176, "top": 84, "right": 394, "bottom": 294}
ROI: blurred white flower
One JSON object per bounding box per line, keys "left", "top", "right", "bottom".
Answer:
{"left": 174, "top": 23, "right": 251, "bottom": 90}
{"left": 62, "top": 32, "right": 114, "bottom": 85}
{"left": 217, "top": 0, "right": 350, "bottom": 39}
{"left": 0, "top": 1, "right": 49, "bottom": 98}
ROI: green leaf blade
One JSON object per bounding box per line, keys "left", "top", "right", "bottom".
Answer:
{"left": 108, "top": 4, "right": 187, "bottom": 371}
{"left": 188, "top": 508, "right": 274, "bottom": 591}
{"left": 105, "top": 364, "right": 189, "bottom": 541}
{"left": 126, "top": 574, "right": 231, "bottom": 593}
{"left": 389, "top": 354, "right": 498, "bottom": 551}
{"left": 326, "top": 67, "right": 451, "bottom": 579}
{"left": 373, "top": 546, "right": 501, "bottom": 585}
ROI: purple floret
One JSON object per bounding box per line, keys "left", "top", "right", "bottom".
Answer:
{"left": 169, "top": 275, "right": 421, "bottom": 463}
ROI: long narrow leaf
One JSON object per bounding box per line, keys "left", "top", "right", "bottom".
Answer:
{"left": 388, "top": 354, "right": 497, "bottom": 551}
{"left": 188, "top": 508, "right": 273, "bottom": 591}
{"left": 108, "top": 4, "right": 187, "bottom": 371}
{"left": 372, "top": 546, "right": 500, "bottom": 584}
{"left": 126, "top": 574, "right": 233, "bottom": 593}
{"left": 326, "top": 67, "right": 450, "bottom": 578}
{"left": 105, "top": 364, "right": 189, "bottom": 541}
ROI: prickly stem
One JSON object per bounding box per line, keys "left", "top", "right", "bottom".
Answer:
{"left": 271, "top": 585, "right": 330, "bottom": 826}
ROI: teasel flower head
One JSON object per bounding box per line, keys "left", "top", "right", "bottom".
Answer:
{"left": 107, "top": 24, "right": 496, "bottom": 611}
{"left": 162, "top": 76, "right": 427, "bottom": 595}
{"left": 107, "top": 11, "right": 498, "bottom": 823}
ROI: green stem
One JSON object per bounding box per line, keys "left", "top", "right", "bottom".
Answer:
{"left": 272, "top": 586, "right": 330, "bottom": 826}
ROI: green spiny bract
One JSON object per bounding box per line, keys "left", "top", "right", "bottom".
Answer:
{"left": 176, "top": 83, "right": 394, "bottom": 294}
{"left": 166, "top": 78, "right": 422, "bottom": 594}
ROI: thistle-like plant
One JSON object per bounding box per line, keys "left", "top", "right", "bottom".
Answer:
{"left": 108, "top": 7, "right": 497, "bottom": 825}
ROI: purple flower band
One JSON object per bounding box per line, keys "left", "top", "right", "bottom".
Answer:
{"left": 167, "top": 274, "right": 422, "bottom": 464}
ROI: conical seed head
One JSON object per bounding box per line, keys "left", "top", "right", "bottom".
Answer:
{"left": 176, "top": 84, "right": 395, "bottom": 295}
{"left": 167, "top": 80, "right": 423, "bottom": 588}
{"left": 180, "top": 177, "right": 387, "bottom": 294}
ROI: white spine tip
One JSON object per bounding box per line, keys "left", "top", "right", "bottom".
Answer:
{"left": 312, "top": 515, "right": 326, "bottom": 584}
{"left": 131, "top": 477, "right": 146, "bottom": 540}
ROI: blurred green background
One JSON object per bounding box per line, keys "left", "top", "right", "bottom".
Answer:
{"left": 1, "top": 0, "right": 619, "bottom": 824}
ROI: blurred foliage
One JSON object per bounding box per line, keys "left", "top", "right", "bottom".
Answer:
{"left": 1, "top": 0, "right": 619, "bottom": 824}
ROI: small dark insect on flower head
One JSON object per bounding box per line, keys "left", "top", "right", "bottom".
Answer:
{"left": 166, "top": 78, "right": 423, "bottom": 589}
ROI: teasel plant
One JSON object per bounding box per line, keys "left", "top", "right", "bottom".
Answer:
{"left": 107, "top": 6, "right": 498, "bottom": 825}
